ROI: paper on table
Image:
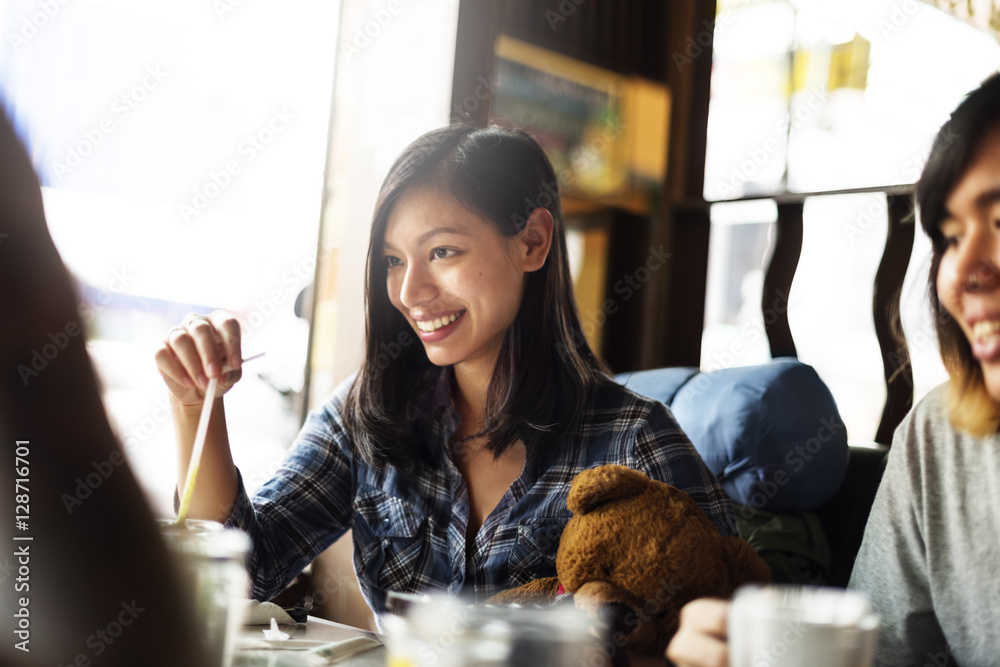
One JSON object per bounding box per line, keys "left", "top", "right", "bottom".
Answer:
{"left": 303, "top": 635, "right": 383, "bottom": 665}
{"left": 244, "top": 600, "right": 298, "bottom": 626}
{"left": 263, "top": 617, "right": 290, "bottom": 641}
{"left": 235, "top": 634, "right": 382, "bottom": 663}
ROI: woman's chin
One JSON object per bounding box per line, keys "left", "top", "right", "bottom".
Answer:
{"left": 422, "top": 347, "right": 461, "bottom": 368}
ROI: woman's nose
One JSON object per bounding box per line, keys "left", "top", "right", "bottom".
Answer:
{"left": 955, "top": 225, "right": 1000, "bottom": 293}
{"left": 399, "top": 262, "right": 437, "bottom": 308}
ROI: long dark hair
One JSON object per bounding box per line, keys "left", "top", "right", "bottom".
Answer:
{"left": 343, "top": 125, "right": 610, "bottom": 469}
{"left": 917, "top": 72, "right": 1000, "bottom": 435}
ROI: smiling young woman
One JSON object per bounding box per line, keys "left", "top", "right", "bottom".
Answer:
{"left": 344, "top": 126, "right": 607, "bottom": 473}
{"left": 667, "top": 74, "right": 1000, "bottom": 667}
{"left": 921, "top": 106, "right": 1000, "bottom": 435}
{"left": 845, "top": 73, "right": 1000, "bottom": 666}
{"left": 156, "top": 126, "right": 736, "bottom": 653}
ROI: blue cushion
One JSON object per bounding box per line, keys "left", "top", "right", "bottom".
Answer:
{"left": 617, "top": 359, "right": 848, "bottom": 511}
{"left": 614, "top": 366, "right": 699, "bottom": 406}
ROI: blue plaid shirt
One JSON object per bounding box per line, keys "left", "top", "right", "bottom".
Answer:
{"left": 225, "top": 367, "right": 735, "bottom": 618}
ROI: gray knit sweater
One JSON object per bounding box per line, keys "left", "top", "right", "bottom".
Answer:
{"left": 849, "top": 383, "right": 1000, "bottom": 666}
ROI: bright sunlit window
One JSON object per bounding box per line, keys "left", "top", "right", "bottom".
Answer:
{"left": 705, "top": 0, "right": 1000, "bottom": 200}
{"left": 702, "top": 0, "right": 998, "bottom": 442}
{"left": 1, "top": 0, "right": 339, "bottom": 514}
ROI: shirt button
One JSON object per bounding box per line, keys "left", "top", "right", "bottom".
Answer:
{"left": 382, "top": 539, "right": 389, "bottom": 548}
{"left": 381, "top": 517, "right": 391, "bottom": 528}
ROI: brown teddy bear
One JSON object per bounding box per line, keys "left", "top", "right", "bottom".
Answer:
{"left": 488, "top": 464, "right": 770, "bottom": 662}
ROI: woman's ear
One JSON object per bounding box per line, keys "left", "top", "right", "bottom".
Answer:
{"left": 520, "top": 207, "right": 554, "bottom": 272}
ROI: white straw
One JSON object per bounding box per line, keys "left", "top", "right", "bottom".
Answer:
{"left": 175, "top": 375, "right": 218, "bottom": 525}
{"left": 174, "top": 351, "right": 265, "bottom": 525}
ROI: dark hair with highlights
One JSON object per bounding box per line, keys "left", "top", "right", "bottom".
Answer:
{"left": 343, "top": 125, "right": 610, "bottom": 469}
{"left": 917, "top": 72, "right": 1000, "bottom": 435}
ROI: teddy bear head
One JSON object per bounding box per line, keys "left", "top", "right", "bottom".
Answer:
{"left": 555, "top": 464, "right": 770, "bottom": 659}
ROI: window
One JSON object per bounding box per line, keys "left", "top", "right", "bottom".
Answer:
{"left": 702, "top": 0, "right": 999, "bottom": 442}
{"left": 1, "top": 0, "right": 339, "bottom": 514}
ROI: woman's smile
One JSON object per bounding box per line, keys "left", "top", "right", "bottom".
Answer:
{"left": 414, "top": 309, "right": 467, "bottom": 339}
{"left": 967, "top": 317, "right": 1000, "bottom": 362}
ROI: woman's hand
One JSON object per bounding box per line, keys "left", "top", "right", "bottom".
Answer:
{"left": 157, "top": 311, "right": 242, "bottom": 522}
{"left": 666, "top": 598, "right": 730, "bottom": 667}
{"left": 154, "top": 311, "right": 243, "bottom": 406}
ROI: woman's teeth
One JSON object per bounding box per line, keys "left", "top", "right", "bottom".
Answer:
{"left": 417, "top": 311, "right": 464, "bottom": 333}
{"left": 972, "top": 320, "right": 1000, "bottom": 341}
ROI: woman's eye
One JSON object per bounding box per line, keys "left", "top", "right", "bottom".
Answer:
{"left": 431, "top": 247, "right": 454, "bottom": 260}
{"left": 384, "top": 256, "right": 401, "bottom": 268}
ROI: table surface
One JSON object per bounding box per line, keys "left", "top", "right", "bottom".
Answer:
{"left": 233, "top": 616, "right": 387, "bottom": 666}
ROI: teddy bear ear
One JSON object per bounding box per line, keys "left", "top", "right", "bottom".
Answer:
{"left": 567, "top": 465, "right": 650, "bottom": 515}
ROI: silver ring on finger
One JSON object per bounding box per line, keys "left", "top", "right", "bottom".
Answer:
{"left": 183, "top": 313, "right": 209, "bottom": 327}
{"left": 165, "top": 326, "right": 187, "bottom": 343}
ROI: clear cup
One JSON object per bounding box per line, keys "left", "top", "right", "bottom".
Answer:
{"left": 159, "top": 519, "right": 250, "bottom": 667}
{"left": 382, "top": 593, "right": 602, "bottom": 667}
{"left": 728, "top": 584, "right": 880, "bottom": 667}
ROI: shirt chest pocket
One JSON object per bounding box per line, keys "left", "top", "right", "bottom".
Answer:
{"left": 507, "top": 516, "right": 569, "bottom": 589}
{"left": 352, "top": 486, "right": 428, "bottom": 592}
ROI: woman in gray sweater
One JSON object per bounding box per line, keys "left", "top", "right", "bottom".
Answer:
{"left": 667, "top": 73, "right": 1000, "bottom": 667}
{"left": 848, "top": 71, "right": 1000, "bottom": 665}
